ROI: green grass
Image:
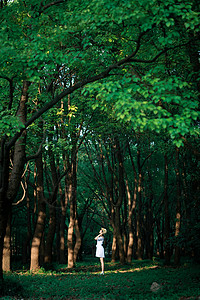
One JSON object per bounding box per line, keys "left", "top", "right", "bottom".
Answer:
{"left": 1, "top": 258, "right": 200, "bottom": 299}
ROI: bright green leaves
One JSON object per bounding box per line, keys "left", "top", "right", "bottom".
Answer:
{"left": 0, "top": 0, "right": 199, "bottom": 150}
{"left": 150, "top": 0, "right": 200, "bottom": 32}
{"left": 83, "top": 68, "right": 200, "bottom": 148}
{"left": 0, "top": 109, "right": 25, "bottom": 137}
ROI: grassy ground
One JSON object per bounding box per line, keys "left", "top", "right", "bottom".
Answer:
{"left": 1, "top": 258, "right": 200, "bottom": 299}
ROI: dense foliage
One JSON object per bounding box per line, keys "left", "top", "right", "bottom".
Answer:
{"left": 0, "top": 0, "right": 199, "bottom": 293}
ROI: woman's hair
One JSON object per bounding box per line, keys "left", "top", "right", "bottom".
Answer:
{"left": 101, "top": 228, "right": 107, "bottom": 234}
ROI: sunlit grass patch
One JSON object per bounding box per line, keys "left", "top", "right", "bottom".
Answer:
{"left": 2, "top": 259, "right": 200, "bottom": 299}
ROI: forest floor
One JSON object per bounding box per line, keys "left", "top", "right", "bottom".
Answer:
{"left": 1, "top": 258, "right": 200, "bottom": 299}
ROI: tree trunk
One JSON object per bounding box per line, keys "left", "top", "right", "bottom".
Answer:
{"left": 111, "top": 231, "right": 117, "bottom": 262}
{"left": 156, "top": 219, "right": 164, "bottom": 258}
{"left": 30, "top": 152, "right": 46, "bottom": 271}
{"left": 22, "top": 168, "right": 32, "bottom": 264}
{"left": 136, "top": 212, "right": 143, "bottom": 260}
{"left": 114, "top": 137, "right": 125, "bottom": 264}
{"left": 127, "top": 221, "right": 134, "bottom": 263}
{"left": 146, "top": 167, "right": 154, "bottom": 260}
{"left": 67, "top": 146, "right": 81, "bottom": 268}
{"left": 59, "top": 203, "right": 67, "bottom": 264}
{"left": 44, "top": 206, "right": 56, "bottom": 264}
{"left": 0, "top": 142, "right": 9, "bottom": 285}
{"left": 44, "top": 145, "right": 57, "bottom": 264}
{"left": 115, "top": 206, "right": 125, "bottom": 264}
{"left": 174, "top": 148, "right": 181, "bottom": 266}
{"left": 2, "top": 212, "right": 11, "bottom": 272}
{"left": 126, "top": 179, "right": 136, "bottom": 262}
{"left": 67, "top": 215, "right": 74, "bottom": 268}
{"left": 74, "top": 218, "right": 81, "bottom": 263}
{"left": 127, "top": 140, "right": 137, "bottom": 262}
{"left": 164, "top": 153, "right": 171, "bottom": 265}
{"left": 55, "top": 208, "right": 61, "bottom": 262}
{"left": 136, "top": 149, "right": 143, "bottom": 260}
{"left": 0, "top": 80, "right": 29, "bottom": 284}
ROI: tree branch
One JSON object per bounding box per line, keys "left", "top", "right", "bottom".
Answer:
{"left": 7, "top": 32, "right": 185, "bottom": 149}
{"left": 39, "top": 0, "right": 65, "bottom": 14}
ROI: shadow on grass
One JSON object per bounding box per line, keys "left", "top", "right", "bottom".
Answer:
{"left": 51, "top": 258, "right": 161, "bottom": 275}
{"left": 1, "top": 277, "right": 24, "bottom": 298}
{"left": 2, "top": 259, "right": 200, "bottom": 300}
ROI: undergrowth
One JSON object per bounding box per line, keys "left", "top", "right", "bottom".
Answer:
{"left": 1, "top": 258, "right": 200, "bottom": 299}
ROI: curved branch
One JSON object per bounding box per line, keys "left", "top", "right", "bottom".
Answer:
{"left": 129, "top": 41, "right": 191, "bottom": 64}
{"left": 7, "top": 32, "right": 185, "bottom": 149}
{"left": 12, "top": 180, "right": 26, "bottom": 206}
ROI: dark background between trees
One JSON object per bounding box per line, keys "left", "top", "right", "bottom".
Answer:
{"left": 0, "top": 0, "right": 199, "bottom": 288}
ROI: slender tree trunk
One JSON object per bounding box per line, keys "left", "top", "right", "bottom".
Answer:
{"left": 122, "top": 181, "right": 127, "bottom": 258}
{"left": 44, "top": 145, "right": 57, "bottom": 264}
{"left": 127, "top": 219, "right": 134, "bottom": 263}
{"left": 67, "top": 156, "right": 78, "bottom": 268}
{"left": 174, "top": 148, "right": 181, "bottom": 266}
{"left": 67, "top": 144, "right": 81, "bottom": 268}
{"left": 146, "top": 166, "right": 154, "bottom": 260}
{"left": 114, "top": 137, "right": 125, "bottom": 264}
{"left": 136, "top": 149, "right": 143, "bottom": 260}
{"left": 126, "top": 176, "right": 136, "bottom": 262}
{"left": 56, "top": 208, "right": 61, "bottom": 262}
{"left": 67, "top": 191, "right": 75, "bottom": 268}
{"left": 44, "top": 206, "right": 56, "bottom": 264}
{"left": 122, "top": 220, "right": 127, "bottom": 258}
{"left": 73, "top": 218, "right": 81, "bottom": 263}
{"left": 67, "top": 195, "right": 81, "bottom": 268}
{"left": 22, "top": 168, "right": 32, "bottom": 264}
{"left": 136, "top": 212, "right": 143, "bottom": 260}
{"left": 127, "top": 140, "right": 137, "bottom": 262}
{"left": 30, "top": 152, "right": 46, "bottom": 271}
{"left": 59, "top": 199, "right": 67, "bottom": 264}
{"left": 164, "top": 153, "right": 171, "bottom": 265}
{"left": 156, "top": 219, "right": 161, "bottom": 257}
{"left": 115, "top": 206, "right": 125, "bottom": 264}
{"left": 0, "top": 145, "right": 9, "bottom": 286}
{"left": 111, "top": 230, "right": 117, "bottom": 262}
{"left": 2, "top": 212, "right": 11, "bottom": 272}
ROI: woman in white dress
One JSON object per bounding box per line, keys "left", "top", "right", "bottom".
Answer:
{"left": 95, "top": 228, "right": 107, "bottom": 275}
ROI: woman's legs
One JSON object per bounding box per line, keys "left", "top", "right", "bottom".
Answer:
{"left": 100, "top": 257, "right": 104, "bottom": 274}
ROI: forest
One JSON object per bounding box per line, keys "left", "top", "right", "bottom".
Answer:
{"left": 0, "top": 0, "right": 200, "bottom": 298}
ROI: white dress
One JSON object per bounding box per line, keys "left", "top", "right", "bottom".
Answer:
{"left": 96, "top": 236, "right": 105, "bottom": 258}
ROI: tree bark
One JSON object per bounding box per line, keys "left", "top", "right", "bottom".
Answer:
{"left": 115, "top": 206, "right": 125, "bottom": 264}
{"left": 67, "top": 173, "right": 75, "bottom": 269}
{"left": 67, "top": 153, "right": 81, "bottom": 268}
{"left": 2, "top": 212, "right": 11, "bottom": 272}
{"left": 0, "top": 140, "right": 9, "bottom": 285}
{"left": 127, "top": 140, "right": 137, "bottom": 262}
{"left": 146, "top": 163, "right": 154, "bottom": 260}
{"left": 44, "top": 206, "right": 56, "bottom": 264}
{"left": 22, "top": 168, "right": 32, "bottom": 264}
{"left": 164, "top": 153, "right": 171, "bottom": 265}
{"left": 126, "top": 178, "right": 136, "bottom": 262}
{"left": 30, "top": 152, "right": 46, "bottom": 271}
{"left": 136, "top": 149, "right": 143, "bottom": 260}
{"left": 114, "top": 137, "right": 125, "bottom": 264}
{"left": 59, "top": 203, "right": 67, "bottom": 264}
{"left": 0, "top": 80, "right": 30, "bottom": 284}
{"left": 174, "top": 148, "right": 181, "bottom": 266}
{"left": 111, "top": 231, "right": 117, "bottom": 262}
{"left": 74, "top": 218, "right": 81, "bottom": 263}
{"left": 44, "top": 144, "right": 57, "bottom": 264}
